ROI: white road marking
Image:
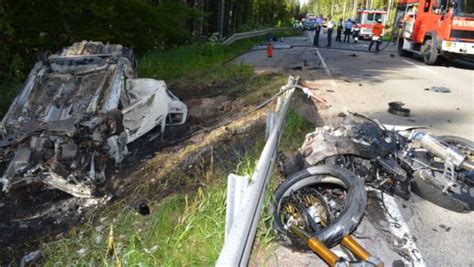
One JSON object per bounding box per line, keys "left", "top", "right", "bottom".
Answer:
{"left": 314, "top": 49, "right": 338, "bottom": 87}
{"left": 381, "top": 192, "right": 426, "bottom": 266}
{"left": 403, "top": 60, "right": 437, "bottom": 74}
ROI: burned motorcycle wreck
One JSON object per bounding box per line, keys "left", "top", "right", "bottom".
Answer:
{"left": 0, "top": 41, "right": 188, "bottom": 198}
{"left": 272, "top": 113, "right": 473, "bottom": 264}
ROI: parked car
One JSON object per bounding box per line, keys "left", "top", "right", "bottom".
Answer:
{"left": 302, "top": 18, "right": 315, "bottom": 30}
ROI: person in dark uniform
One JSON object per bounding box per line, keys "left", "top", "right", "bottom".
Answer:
{"left": 336, "top": 18, "right": 343, "bottom": 42}
{"left": 326, "top": 16, "right": 335, "bottom": 47}
{"left": 343, "top": 19, "right": 353, "bottom": 43}
{"left": 313, "top": 15, "right": 323, "bottom": 47}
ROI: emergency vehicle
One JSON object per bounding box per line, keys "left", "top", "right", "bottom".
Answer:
{"left": 356, "top": 9, "right": 388, "bottom": 39}
{"left": 395, "top": 0, "right": 474, "bottom": 64}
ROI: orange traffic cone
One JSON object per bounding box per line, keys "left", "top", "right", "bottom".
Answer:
{"left": 267, "top": 42, "right": 273, "bottom": 58}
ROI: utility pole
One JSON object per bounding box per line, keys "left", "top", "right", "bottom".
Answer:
{"left": 219, "top": 0, "right": 225, "bottom": 38}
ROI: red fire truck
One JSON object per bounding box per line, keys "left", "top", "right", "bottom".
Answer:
{"left": 356, "top": 9, "right": 388, "bottom": 39}
{"left": 395, "top": 0, "right": 474, "bottom": 64}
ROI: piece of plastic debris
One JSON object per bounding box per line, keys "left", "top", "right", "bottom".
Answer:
{"left": 20, "top": 250, "right": 41, "bottom": 267}
{"left": 388, "top": 101, "right": 410, "bottom": 117}
{"left": 430, "top": 86, "right": 450, "bottom": 93}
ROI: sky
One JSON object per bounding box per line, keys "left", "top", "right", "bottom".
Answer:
{"left": 299, "top": 0, "right": 310, "bottom": 5}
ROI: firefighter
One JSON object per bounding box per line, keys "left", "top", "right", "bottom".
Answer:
{"left": 368, "top": 19, "right": 384, "bottom": 51}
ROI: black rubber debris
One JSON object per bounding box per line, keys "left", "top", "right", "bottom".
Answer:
{"left": 290, "top": 65, "right": 303, "bottom": 70}
{"left": 135, "top": 202, "right": 150, "bottom": 216}
{"left": 388, "top": 101, "right": 411, "bottom": 117}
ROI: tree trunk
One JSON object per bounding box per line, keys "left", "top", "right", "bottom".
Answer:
{"left": 331, "top": 0, "right": 334, "bottom": 17}
{"left": 218, "top": 0, "right": 225, "bottom": 37}
{"left": 353, "top": 0, "right": 358, "bottom": 17}
{"left": 387, "top": 0, "right": 393, "bottom": 23}
{"left": 343, "top": 1, "right": 346, "bottom": 19}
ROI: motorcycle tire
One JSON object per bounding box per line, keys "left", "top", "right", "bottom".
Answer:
{"left": 272, "top": 165, "right": 367, "bottom": 249}
{"left": 412, "top": 135, "right": 474, "bottom": 212}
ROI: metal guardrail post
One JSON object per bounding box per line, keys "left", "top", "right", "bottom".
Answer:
{"left": 216, "top": 76, "right": 299, "bottom": 266}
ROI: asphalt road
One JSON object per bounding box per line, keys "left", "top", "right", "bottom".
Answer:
{"left": 238, "top": 32, "right": 474, "bottom": 266}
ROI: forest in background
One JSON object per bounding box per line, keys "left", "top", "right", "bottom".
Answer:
{"left": 0, "top": 0, "right": 397, "bottom": 116}
{"left": 0, "top": 0, "right": 300, "bottom": 115}
{"left": 300, "top": 0, "right": 397, "bottom": 23}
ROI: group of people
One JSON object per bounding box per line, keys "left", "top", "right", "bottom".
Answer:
{"left": 335, "top": 18, "right": 361, "bottom": 43}
{"left": 312, "top": 15, "right": 384, "bottom": 52}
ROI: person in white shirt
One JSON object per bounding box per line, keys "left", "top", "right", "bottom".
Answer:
{"left": 326, "top": 16, "right": 336, "bottom": 47}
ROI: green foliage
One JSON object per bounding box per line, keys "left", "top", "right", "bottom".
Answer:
{"left": 138, "top": 38, "right": 257, "bottom": 81}
{"left": 42, "top": 186, "right": 227, "bottom": 266}
{"left": 281, "top": 108, "right": 314, "bottom": 151}
{"left": 0, "top": 0, "right": 200, "bottom": 117}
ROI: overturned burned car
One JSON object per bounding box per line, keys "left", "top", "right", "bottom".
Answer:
{"left": 0, "top": 41, "right": 187, "bottom": 198}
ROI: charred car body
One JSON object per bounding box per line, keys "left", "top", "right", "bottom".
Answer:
{"left": 0, "top": 41, "right": 187, "bottom": 198}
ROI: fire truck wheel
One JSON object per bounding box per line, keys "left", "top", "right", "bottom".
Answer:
{"left": 398, "top": 41, "right": 412, "bottom": 57}
{"left": 422, "top": 39, "right": 439, "bottom": 65}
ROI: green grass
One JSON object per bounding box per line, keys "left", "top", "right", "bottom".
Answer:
{"left": 42, "top": 142, "right": 267, "bottom": 266}
{"left": 138, "top": 39, "right": 257, "bottom": 81}
{"left": 281, "top": 108, "right": 314, "bottom": 151}
{"left": 250, "top": 107, "right": 313, "bottom": 263}
{"left": 138, "top": 29, "right": 303, "bottom": 83}
{"left": 42, "top": 184, "right": 228, "bottom": 266}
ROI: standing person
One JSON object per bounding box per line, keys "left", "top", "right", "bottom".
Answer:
{"left": 313, "top": 15, "right": 323, "bottom": 47}
{"left": 326, "top": 16, "right": 336, "bottom": 47}
{"left": 352, "top": 21, "right": 361, "bottom": 43}
{"left": 368, "top": 19, "right": 384, "bottom": 51}
{"left": 336, "top": 18, "right": 343, "bottom": 42}
{"left": 343, "top": 19, "right": 353, "bottom": 43}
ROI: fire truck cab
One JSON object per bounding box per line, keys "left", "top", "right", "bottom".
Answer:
{"left": 395, "top": 0, "right": 474, "bottom": 64}
{"left": 356, "top": 9, "right": 388, "bottom": 39}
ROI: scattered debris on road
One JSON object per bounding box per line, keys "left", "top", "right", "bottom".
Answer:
{"left": 388, "top": 101, "right": 411, "bottom": 117}
{"left": 428, "top": 86, "right": 451, "bottom": 93}
{"left": 290, "top": 65, "right": 303, "bottom": 70}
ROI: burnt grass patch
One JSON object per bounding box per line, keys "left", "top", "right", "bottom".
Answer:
{"left": 0, "top": 63, "right": 289, "bottom": 264}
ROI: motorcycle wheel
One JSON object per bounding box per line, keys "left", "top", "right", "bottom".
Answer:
{"left": 272, "top": 165, "right": 367, "bottom": 249}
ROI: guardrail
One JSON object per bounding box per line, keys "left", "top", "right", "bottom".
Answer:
{"left": 216, "top": 76, "right": 299, "bottom": 266}
{"left": 222, "top": 27, "right": 298, "bottom": 45}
